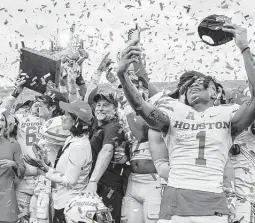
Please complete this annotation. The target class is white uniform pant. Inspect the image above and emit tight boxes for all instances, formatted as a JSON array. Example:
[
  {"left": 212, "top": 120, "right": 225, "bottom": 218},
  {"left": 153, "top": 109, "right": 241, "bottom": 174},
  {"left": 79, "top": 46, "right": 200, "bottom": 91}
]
[
  {"left": 157, "top": 215, "right": 228, "bottom": 223},
  {"left": 234, "top": 199, "right": 254, "bottom": 223},
  {"left": 121, "top": 173, "right": 162, "bottom": 223},
  {"left": 29, "top": 176, "right": 51, "bottom": 223}
]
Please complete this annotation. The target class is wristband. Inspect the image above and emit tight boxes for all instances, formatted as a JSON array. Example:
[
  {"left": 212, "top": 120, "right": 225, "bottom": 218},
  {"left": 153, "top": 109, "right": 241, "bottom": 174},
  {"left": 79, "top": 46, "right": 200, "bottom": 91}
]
[{"left": 241, "top": 46, "right": 250, "bottom": 54}]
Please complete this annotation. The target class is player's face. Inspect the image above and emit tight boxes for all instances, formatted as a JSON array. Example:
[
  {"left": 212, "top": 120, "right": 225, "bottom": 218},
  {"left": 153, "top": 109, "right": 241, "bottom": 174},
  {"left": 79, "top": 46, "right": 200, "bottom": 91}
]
[
  {"left": 0, "top": 114, "right": 6, "bottom": 137},
  {"left": 95, "top": 99, "right": 116, "bottom": 122},
  {"left": 38, "top": 101, "right": 52, "bottom": 120},
  {"left": 62, "top": 112, "right": 73, "bottom": 130},
  {"left": 16, "top": 106, "right": 30, "bottom": 115},
  {"left": 30, "top": 102, "right": 40, "bottom": 116},
  {"left": 186, "top": 78, "right": 217, "bottom": 105}
]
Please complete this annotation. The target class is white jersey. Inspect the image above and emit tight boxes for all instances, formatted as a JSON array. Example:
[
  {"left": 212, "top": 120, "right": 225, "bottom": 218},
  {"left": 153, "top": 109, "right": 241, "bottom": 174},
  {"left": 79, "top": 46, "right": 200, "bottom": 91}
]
[
  {"left": 231, "top": 126, "right": 255, "bottom": 202},
  {"left": 158, "top": 101, "right": 239, "bottom": 193},
  {"left": 16, "top": 114, "right": 43, "bottom": 175}
]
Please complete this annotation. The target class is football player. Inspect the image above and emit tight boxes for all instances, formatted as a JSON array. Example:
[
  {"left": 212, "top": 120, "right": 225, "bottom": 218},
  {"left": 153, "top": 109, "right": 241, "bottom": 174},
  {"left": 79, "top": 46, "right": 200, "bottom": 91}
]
[
  {"left": 229, "top": 85, "right": 255, "bottom": 223},
  {"left": 116, "top": 23, "right": 255, "bottom": 223}
]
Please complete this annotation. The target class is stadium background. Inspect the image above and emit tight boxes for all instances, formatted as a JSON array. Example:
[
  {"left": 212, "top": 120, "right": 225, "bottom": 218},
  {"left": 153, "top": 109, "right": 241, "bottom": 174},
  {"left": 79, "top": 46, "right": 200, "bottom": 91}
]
[{"left": 0, "top": 0, "right": 255, "bottom": 87}]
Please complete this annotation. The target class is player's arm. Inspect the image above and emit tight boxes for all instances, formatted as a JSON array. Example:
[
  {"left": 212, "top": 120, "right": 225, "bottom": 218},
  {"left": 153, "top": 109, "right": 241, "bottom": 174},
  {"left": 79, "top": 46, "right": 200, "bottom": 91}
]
[
  {"left": 148, "top": 129, "right": 169, "bottom": 181},
  {"left": 83, "top": 53, "right": 112, "bottom": 105},
  {"left": 223, "top": 24, "right": 255, "bottom": 138},
  {"left": 116, "top": 40, "right": 170, "bottom": 133},
  {"left": 132, "top": 54, "right": 158, "bottom": 97},
  {"left": 1, "top": 73, "right": 27, "bottom": 116}
]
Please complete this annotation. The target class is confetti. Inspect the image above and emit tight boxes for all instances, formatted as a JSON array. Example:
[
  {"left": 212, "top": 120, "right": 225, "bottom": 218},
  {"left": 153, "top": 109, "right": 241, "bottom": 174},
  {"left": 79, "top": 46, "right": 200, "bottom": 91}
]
[
  {"left": 125, "top": 5, "right": 135, "bottom": 9},
  {"left": 183, "top": 5, "right": 191, "bottom": 13},
  {"left": 11, "top": 59, "right": 19, "bottom": 65},
  {"left": 36, "top": 25, "right": 44, "bottom": 30},
  {"left": 4, "top": 19, "right": 8, "bottom": 25},
  {"left": 159, "top": 2, "right": 164, "bottom": 10},
  {"left": 137, "top": 0, "right": 142, "bottom": 6},
  {"left": 186, "top": 32, "right": 195, "bottom": 36}
]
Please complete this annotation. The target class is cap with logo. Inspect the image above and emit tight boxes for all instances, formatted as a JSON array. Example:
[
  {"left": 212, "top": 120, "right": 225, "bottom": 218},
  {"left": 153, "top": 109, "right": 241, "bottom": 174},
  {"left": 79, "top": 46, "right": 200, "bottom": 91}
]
[
  {"left": 93, "top": 92, "right": 118, "bottom": 107},
  {"left": 59, "top": 100, "right": 93, "bottom": 125},
  {"left": 198, "top": 14, "right": 234, "bottom": 46}
]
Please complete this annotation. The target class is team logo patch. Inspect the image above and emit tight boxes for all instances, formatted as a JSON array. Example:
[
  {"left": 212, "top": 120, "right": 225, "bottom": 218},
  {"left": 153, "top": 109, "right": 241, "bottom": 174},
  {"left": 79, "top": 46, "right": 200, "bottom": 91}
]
[{"left": 186, "top": 112, "right": 195, "bottom": 120}]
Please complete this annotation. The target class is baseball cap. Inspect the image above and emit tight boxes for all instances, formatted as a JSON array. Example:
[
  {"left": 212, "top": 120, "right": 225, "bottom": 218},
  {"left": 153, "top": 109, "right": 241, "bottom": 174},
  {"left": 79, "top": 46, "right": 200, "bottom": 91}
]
[
  {"left": 59, "top": 100, "right": 93, "bottom": 124},
  {"left": 15, "top": 100, "right": 34, "bottom": 112},
  {"left": 198, "top": 14, "right": 234, "bottom": 46},
  {"left": 169, "top": 71, "right": 206, "bottom": 99},
  {"left": 93, "top": 92, "right": 118, "bottom": 107}
]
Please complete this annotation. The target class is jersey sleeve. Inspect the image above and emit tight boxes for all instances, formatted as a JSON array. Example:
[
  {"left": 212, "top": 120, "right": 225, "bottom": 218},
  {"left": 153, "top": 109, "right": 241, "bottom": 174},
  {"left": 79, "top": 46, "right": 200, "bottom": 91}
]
[
  {"left": 14, "top": 113, "right": 23, "bottom": 123},
  {"left": 153, "top": 95, "right": 176, "bottom": 121}
]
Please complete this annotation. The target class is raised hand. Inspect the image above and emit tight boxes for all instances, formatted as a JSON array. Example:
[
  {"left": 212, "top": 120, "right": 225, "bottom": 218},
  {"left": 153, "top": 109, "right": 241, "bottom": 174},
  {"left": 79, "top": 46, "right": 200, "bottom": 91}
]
[
  {"left": 117, "top": 39, "right": 141, "bottom": 78},
  {"left": 97, "top": 52, "right": 113, "bottom": 72},
  {"left": 222, "top": 23, "right": 249, "bottom": 51},
  {"left": 11, "top": 70, "right": 28, "bottom": 97}
]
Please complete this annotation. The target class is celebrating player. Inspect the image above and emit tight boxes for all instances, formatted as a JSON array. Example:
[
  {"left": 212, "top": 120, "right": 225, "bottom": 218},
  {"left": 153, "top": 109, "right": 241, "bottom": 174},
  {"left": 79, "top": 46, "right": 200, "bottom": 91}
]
[{"left": 116, "top": 23, "right": 255, "bottom": 223}]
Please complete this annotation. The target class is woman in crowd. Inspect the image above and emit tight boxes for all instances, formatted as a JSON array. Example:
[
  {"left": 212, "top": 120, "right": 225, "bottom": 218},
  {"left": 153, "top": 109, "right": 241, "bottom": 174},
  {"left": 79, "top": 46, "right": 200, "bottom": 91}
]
[
  {"left": 0, "top": 108, "right": 26, "bottom": 223},
  {"left": 24, "top": 100, "right": 93, "bottom": 223}
]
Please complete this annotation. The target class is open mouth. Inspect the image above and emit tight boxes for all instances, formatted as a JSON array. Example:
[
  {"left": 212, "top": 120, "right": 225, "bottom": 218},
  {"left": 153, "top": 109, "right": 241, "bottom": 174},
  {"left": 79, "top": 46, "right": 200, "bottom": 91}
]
[
  {"left": 96, "top": 113, "right": 106, "bottom": 116},
  {"left": 190, "top": 88, "right": 201, "bottom": 93}
]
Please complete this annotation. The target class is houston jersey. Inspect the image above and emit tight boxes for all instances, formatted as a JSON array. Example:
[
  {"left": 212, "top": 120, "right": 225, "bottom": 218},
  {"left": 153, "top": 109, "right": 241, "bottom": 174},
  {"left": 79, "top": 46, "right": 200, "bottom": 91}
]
[
  {"left": 158, "top": 101, "right": 239, "bottom": 193},
  {"left": 16, "top": 114, "right": 43, "bottom": 175},
  {"left": 231, "top": 126, "right": 255, "bottom": 202}
]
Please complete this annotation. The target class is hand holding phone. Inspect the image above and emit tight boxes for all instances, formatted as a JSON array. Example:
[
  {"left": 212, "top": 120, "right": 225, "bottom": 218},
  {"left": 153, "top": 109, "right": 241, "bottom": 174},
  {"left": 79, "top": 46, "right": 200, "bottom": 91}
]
[{"left": 128, "top": 23, "right": 140, "bottom": 44}]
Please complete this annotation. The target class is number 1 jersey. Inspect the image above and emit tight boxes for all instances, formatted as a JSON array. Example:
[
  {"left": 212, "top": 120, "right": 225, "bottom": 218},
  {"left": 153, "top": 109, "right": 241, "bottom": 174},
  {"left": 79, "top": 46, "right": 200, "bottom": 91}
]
[{"left": 158, "top": 101, "right": 239, "bottom": 193}]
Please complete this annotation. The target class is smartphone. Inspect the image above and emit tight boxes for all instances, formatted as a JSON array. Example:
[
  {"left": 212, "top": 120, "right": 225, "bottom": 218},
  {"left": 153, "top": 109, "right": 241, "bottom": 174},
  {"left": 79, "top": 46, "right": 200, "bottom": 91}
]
[{"left": 128, "top": 23, "right": 140, "bottom": 43}]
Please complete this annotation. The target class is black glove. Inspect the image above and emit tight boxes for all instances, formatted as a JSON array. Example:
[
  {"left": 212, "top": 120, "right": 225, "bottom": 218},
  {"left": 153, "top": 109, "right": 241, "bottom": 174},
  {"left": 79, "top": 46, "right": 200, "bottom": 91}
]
[
  {"left": 250, "top": 123, "right": 255, "bottom": 135},
  {"left": 229, "top": 144, "right": 241, "bottom": 156}
]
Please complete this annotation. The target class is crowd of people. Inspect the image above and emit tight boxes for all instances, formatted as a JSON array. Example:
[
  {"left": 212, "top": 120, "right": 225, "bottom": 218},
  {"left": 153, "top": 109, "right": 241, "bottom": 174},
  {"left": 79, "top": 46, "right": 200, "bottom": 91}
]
[{"left": 0, "top": 21, "right": 255, "bottom": 223}]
